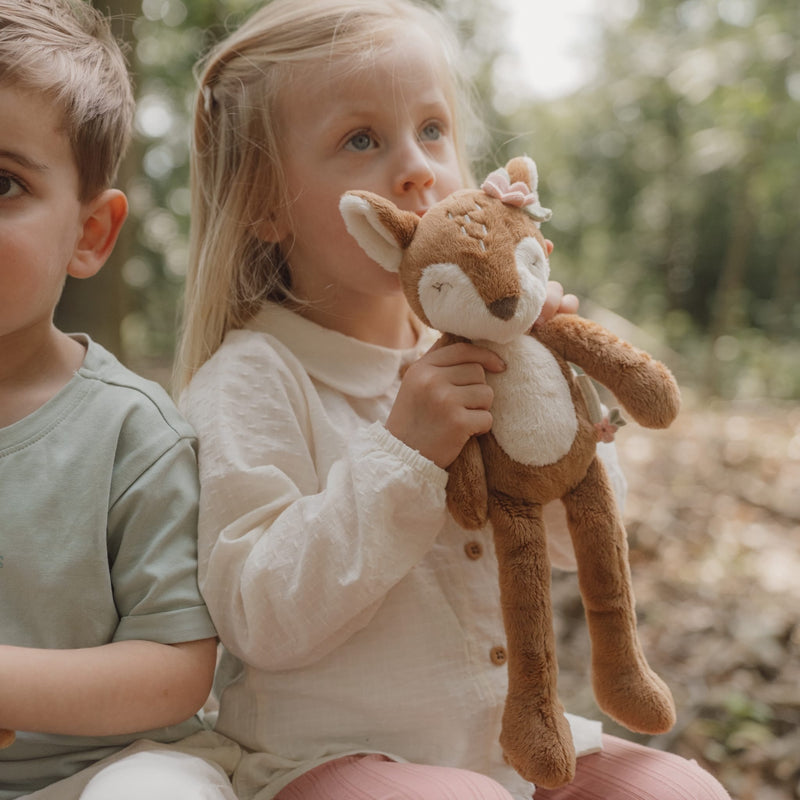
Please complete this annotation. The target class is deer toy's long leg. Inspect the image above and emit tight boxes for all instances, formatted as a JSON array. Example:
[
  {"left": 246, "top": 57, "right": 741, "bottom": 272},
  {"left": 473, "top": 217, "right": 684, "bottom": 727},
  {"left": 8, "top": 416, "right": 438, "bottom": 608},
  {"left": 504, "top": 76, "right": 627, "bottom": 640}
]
[
  {"left": 562, "top": 456, "right": 676, "bottom": 735},
  {"left": 489, "top": 493, "right": 576, "bottom": 789}
]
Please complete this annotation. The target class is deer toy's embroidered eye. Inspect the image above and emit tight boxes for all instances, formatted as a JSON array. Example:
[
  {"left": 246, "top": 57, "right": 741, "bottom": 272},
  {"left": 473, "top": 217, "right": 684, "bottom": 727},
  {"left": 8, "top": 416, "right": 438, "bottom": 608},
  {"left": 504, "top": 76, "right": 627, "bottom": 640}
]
[{"left": 515, "top": 237, "right": 549, "bottom": 284}]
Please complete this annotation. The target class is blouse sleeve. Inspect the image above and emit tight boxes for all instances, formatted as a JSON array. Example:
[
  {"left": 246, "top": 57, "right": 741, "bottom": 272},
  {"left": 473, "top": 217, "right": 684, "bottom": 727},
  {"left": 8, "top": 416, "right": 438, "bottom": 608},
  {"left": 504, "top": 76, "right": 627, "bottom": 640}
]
[{"left": 182, "top": 336, "right": 449, "bottom": 672}]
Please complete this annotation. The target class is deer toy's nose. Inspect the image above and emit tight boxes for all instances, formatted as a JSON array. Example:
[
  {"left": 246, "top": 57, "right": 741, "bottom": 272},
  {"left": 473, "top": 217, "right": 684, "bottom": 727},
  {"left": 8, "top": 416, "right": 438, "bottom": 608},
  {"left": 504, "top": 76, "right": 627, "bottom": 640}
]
[{"left": 488, "top": 295, "right": 518, "bottom": 320}]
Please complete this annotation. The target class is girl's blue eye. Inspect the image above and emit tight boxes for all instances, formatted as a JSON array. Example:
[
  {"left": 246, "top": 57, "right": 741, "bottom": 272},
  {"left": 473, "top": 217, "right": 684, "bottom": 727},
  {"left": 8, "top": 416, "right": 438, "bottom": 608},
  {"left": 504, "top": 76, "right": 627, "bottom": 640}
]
[
  {"left": 345, "top": 132, "right": 375, "bottom": 152},
  {"left": 420, "top": 123, "right": 442, "bottom": 141}
]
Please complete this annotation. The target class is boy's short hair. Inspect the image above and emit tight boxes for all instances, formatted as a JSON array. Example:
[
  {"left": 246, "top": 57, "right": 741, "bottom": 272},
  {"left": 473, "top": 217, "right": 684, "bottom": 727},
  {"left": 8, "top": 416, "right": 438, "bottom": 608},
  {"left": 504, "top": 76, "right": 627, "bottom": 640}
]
[{"left": 0, "top": 0, "right": 135, "bottom": 200}]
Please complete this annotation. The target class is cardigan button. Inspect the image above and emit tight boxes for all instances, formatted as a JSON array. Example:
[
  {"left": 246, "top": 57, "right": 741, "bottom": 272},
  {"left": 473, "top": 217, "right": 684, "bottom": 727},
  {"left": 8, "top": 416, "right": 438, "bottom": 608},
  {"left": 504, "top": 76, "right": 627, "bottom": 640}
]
[
  {"left": 464, "top": 541, "right": 483, "bottom": 560},
  {"left": 490, "top": 646, "right": 507, "bottom": 666}
]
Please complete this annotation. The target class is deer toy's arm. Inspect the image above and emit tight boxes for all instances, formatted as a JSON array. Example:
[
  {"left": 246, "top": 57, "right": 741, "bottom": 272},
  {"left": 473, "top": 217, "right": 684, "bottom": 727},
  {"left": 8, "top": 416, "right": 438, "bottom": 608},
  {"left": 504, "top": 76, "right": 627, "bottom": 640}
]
[{"left": 535, "top": 314, "right": 680, "bottom": 429}]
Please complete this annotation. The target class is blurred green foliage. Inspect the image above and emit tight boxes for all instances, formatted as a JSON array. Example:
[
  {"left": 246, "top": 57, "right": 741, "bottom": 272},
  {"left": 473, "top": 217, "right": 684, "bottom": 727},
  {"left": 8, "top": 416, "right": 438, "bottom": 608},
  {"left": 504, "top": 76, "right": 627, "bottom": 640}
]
[
  {"left": 500, "top": 0, "right": 800, "bottom": 400},
  {"left": 66, "top": 0, "right": 799, "bottom": 399}
]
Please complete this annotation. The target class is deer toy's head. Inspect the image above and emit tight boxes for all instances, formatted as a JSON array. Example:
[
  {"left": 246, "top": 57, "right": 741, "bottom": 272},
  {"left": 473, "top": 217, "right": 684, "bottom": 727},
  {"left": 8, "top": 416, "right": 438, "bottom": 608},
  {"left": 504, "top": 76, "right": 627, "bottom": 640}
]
[{"left": 340, "top": 156, "right": 553, "bottom": 344}]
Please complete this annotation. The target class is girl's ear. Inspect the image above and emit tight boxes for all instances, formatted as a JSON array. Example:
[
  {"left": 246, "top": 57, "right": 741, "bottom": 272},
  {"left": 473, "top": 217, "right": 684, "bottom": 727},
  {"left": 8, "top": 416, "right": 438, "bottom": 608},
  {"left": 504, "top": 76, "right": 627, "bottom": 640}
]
[
  {"left": 339, "top": 191, "right": 419, "bottom": 273},
  {"left": 68, "top": 189, "right": 128, "bottom": 279},
  {"left": 256, "top": 210, "right": 290, "bottom": 243}
]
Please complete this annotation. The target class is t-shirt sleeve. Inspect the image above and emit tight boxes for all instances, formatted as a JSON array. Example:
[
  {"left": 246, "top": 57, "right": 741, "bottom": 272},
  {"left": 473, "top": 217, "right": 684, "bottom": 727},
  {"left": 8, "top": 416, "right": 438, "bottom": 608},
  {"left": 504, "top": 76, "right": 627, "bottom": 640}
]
[{"left": 106, "top": 431, "right": 216, "bottom": 644}]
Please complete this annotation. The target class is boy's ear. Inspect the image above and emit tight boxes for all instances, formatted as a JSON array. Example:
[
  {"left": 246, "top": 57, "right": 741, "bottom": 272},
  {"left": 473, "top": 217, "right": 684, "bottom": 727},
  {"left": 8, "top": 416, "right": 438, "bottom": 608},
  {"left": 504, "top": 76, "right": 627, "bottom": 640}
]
[{"left": 67, "top": 189, "right": 128, "bottom": 279}]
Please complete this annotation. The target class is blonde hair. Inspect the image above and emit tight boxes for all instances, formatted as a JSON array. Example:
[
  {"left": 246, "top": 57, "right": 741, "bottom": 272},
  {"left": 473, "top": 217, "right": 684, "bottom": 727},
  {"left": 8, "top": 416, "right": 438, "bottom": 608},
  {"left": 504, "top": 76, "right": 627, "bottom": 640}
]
[
  {"left": 0, "top": 0, "right": 134, "bottom": 201},
  {"left": 174, "top": 0, "right": 482, "bottom": 392}
]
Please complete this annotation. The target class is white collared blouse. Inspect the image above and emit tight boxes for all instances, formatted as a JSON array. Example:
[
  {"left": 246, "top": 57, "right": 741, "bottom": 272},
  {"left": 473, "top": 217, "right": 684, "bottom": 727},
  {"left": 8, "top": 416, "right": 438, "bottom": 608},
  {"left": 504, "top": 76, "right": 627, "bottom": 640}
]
[{"left": 181, "top": 303, "right": 614, "bottom": 800}]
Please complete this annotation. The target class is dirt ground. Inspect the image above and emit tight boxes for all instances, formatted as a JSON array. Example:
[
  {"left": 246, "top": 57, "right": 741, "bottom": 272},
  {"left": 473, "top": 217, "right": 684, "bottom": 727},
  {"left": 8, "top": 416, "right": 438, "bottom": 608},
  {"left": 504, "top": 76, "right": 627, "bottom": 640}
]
[{"left": 551, "top": 390, "right": 800, "bottom": 800}]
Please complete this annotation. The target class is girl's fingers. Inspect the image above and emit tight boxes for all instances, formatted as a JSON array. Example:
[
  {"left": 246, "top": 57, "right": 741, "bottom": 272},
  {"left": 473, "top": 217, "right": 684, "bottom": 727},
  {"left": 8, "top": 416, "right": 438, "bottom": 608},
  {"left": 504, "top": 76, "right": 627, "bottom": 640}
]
[
  {"left": 535, "top": 280, "right": 564, "bottom": 326},
  {"left": 423, "top": 341, "right": 505, "bottom": 374},
  {"left": 560, "top": 293, "right": 580, "bottom": 314},
  {"left": 440, "top": 363, "right": 495, "bottom": 388},
  {"left": 535, "top": 282, "right": 581, "bottom": 328},
  {"left": 452, "top": 383, "right": 494, "bottom": 411},
  {"left": 449, "top": 406, "right": 493, "bottom": 437},
  {"left": 465, "top": 408, "right": 494, "bottom": 436}
]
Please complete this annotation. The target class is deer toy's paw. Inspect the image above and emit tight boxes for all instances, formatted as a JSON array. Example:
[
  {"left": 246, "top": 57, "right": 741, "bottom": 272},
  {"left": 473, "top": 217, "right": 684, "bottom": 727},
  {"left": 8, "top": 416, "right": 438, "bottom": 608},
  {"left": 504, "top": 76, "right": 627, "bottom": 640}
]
[
  {"left": 594, "top": 665, "right": 676, "bottom": 735},
  {"left": 500, "top": 703, "right": 576, "bottom": 789}
]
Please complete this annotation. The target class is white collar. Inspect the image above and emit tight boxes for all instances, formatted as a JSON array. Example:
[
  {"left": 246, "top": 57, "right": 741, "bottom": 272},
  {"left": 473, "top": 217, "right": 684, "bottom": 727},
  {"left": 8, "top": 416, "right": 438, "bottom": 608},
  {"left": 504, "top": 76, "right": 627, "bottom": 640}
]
[{"left": 248, "top": 303, "right": 437, "bottom": 398}]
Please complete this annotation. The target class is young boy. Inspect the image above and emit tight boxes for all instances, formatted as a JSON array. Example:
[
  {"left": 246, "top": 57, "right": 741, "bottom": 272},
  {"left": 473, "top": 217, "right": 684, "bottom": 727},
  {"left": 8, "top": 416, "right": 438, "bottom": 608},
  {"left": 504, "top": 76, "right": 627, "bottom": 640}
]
[{"left": 0, "top": 2, "right": 237, "bottom": 797}]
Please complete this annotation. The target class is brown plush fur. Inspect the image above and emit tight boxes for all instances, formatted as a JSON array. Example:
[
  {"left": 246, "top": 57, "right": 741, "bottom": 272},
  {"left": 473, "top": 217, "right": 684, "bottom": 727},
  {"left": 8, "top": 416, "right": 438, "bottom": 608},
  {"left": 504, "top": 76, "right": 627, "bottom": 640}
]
[
  {"left": 0, "top": 729, "right": 14, "bottom": 749},
  {"left": 340, "top": 157, "right": 679, "bottom": 789}
]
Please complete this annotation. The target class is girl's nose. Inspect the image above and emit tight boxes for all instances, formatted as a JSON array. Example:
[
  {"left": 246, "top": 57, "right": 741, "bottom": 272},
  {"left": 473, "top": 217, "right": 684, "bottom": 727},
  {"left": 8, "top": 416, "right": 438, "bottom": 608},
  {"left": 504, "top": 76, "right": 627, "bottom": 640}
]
[{"left": 394, "top": 140, "right": 435, "bottom": 194}]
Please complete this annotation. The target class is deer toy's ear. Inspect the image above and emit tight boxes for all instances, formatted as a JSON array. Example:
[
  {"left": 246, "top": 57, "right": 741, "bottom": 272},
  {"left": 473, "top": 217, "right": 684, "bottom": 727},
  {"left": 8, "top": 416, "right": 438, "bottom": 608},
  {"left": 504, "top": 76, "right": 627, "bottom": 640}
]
[
  {"left": 506, "top": 156, "right": 539, "bottom": 191},
  {"left": 503, "top": 156, "right": 552, "bottom": 224},
  {"left": 340, "top": 191, "right": 420, "bottom": 273}
]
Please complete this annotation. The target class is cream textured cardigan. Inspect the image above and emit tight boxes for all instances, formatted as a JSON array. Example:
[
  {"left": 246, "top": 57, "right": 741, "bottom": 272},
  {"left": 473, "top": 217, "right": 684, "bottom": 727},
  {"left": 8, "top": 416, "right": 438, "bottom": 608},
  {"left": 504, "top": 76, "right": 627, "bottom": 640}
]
[{"left": 181, "top": 303, "right": 623, "bottom": 800}]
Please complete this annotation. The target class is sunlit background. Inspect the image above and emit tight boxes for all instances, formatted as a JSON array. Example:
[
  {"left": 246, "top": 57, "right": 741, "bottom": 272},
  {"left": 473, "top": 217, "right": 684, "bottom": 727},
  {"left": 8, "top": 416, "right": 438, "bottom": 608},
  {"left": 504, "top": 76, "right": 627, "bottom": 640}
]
[{"left": 502, "top": 0, "right": 598, "bottom": 101}]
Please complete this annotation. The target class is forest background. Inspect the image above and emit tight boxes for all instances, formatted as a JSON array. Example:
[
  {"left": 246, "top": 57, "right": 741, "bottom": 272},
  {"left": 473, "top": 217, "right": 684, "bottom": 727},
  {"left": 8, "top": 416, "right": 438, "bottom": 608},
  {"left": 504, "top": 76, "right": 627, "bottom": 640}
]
[{"left": 57, "top": 1, "right": 799, "bottom": 798}]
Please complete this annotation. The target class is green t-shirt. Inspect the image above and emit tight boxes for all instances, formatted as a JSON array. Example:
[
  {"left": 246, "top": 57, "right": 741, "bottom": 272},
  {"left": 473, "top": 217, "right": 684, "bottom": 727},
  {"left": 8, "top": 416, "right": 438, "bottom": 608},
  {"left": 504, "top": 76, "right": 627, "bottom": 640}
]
[{"left": 0, "top": 336, "right": 216, "bottom": 797}]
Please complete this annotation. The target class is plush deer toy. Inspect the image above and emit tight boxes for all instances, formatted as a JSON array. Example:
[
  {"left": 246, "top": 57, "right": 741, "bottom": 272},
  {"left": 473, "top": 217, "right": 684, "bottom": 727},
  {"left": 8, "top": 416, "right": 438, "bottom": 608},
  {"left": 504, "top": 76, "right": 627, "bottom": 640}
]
[{"left": 340, "top": 156, "right": 679, "bottom": 789}]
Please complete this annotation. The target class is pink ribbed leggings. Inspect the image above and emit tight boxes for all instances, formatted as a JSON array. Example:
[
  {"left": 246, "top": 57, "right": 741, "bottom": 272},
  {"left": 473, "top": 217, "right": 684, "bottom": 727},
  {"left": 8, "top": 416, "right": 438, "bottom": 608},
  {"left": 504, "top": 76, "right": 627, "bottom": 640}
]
[{"left": 274, "top": 735, "right": 731, "bottom": 800}]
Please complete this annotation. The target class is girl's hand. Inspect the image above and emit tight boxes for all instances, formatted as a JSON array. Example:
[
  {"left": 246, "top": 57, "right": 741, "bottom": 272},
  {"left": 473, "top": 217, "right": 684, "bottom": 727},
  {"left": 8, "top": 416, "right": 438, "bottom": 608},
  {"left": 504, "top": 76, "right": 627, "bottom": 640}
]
[
  {"left": 534, "top": 281, "right": 579, "bottom": 328},
  {"left": 386, "top": 341, "right": 506, "bottom": 469}
]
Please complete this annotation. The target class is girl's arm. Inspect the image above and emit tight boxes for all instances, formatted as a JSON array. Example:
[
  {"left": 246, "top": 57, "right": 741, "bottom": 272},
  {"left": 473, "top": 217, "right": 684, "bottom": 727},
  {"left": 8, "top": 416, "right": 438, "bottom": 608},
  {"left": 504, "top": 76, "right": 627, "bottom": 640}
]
[
  {"left": 186, "top": 338, "right": 458, "bottom": 673},
  {"left": 197, "top": 415, "right": 448, "bottom": 673},
  {"left": 0, "top": 637, "right": 216, "bottom": 736}
]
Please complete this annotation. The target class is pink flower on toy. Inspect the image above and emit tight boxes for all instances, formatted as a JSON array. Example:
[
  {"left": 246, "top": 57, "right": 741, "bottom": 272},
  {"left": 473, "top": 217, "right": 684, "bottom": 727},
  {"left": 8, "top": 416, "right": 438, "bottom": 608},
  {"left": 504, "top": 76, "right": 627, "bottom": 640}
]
[
  {"left": 594, "top": 407, "right": 627, "bottom": 443},
  {"left": 481, "top": 168, "right": 552, "bottom": 222},
  {"left": 481, "top": 168, "right": 537, "bottom": 207},
  {"left": 594, "top": 418, "right": 619, "bottom": 443}
]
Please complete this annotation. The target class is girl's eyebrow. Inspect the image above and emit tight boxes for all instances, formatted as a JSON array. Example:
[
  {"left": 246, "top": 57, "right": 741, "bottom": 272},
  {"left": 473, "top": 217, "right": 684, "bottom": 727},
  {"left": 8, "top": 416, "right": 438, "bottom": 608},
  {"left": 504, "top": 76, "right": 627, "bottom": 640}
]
[{"left": 0, "top": 149, "right": 49, "bottom": 172}]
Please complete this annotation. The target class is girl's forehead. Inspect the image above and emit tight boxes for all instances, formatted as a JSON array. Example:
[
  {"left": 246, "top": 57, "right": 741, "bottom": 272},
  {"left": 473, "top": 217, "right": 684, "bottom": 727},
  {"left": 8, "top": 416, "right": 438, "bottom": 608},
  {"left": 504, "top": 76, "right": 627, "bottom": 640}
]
[{"left": 288, "top": 27, "right": 453, "bottom": 99}]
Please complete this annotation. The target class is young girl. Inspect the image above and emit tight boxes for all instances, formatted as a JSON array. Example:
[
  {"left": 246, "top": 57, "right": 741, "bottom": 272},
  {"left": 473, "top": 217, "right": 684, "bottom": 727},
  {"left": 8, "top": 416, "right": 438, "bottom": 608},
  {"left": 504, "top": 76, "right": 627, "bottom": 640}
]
[{"left": 175, "top": 1, "right": 731, "bottom": 798}]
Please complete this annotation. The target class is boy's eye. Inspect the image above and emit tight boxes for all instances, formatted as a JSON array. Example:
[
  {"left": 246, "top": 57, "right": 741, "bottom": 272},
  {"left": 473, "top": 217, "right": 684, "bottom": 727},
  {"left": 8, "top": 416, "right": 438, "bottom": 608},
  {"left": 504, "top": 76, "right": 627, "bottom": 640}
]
[
  {"left": 0, "top": 173, "right": 24, "bottom": 199},
  {"left": 345, "top": 131, "right": 376, "bottom": 152},
  {"left": 420, "top": 122, "right": 443, "bottom": 142}
]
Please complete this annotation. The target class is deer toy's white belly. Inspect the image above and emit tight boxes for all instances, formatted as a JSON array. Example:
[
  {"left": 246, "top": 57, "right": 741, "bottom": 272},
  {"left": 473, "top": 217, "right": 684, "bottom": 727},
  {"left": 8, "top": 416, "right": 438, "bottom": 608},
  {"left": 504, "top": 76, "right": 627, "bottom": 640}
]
[{"left": 479, "top": 336, "right": 577, "bottom": 467}]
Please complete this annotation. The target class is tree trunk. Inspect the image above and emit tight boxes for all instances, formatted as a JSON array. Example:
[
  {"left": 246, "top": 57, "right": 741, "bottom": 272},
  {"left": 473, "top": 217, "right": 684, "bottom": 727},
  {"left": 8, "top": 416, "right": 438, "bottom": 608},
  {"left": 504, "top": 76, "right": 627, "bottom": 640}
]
[{"left": 704, "top": 171, "right": 755, "bottom": 396}]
